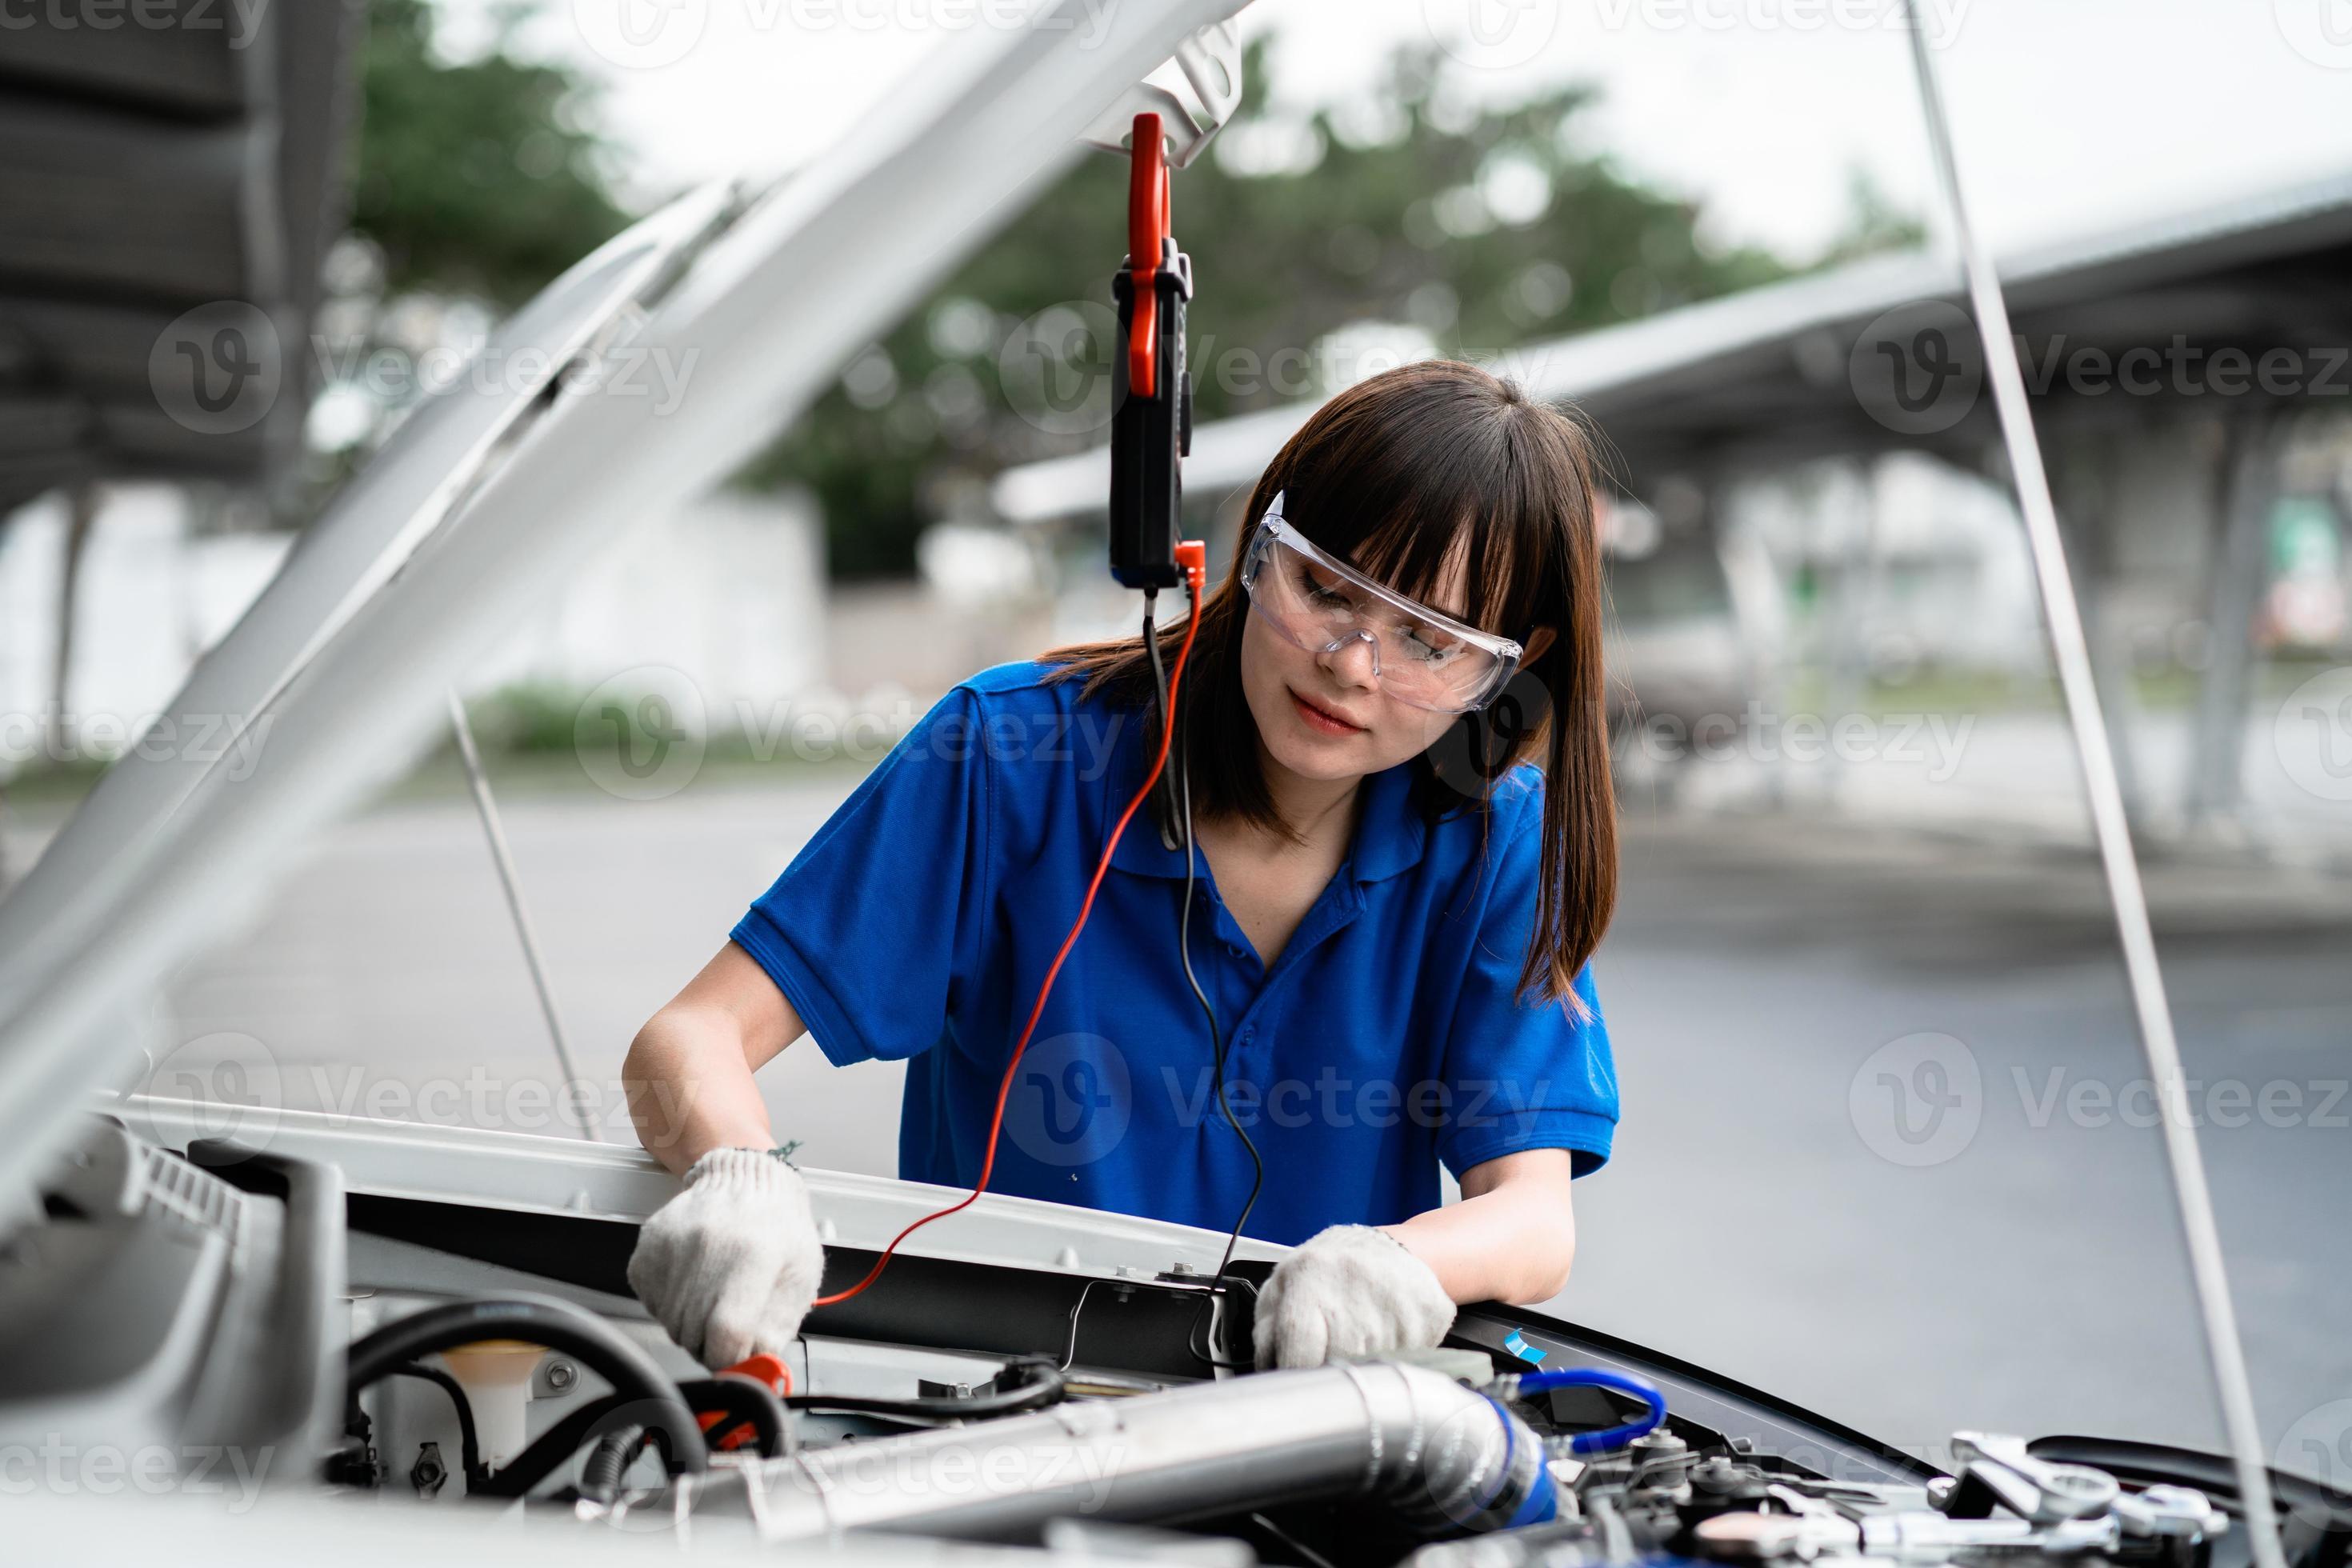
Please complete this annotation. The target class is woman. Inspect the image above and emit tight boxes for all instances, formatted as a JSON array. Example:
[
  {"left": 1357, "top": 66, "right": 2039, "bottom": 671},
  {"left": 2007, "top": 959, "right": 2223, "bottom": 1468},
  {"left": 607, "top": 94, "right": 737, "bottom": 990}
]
[{"left": 622, "top": 358, "right": 1618, "bottom": 1373}]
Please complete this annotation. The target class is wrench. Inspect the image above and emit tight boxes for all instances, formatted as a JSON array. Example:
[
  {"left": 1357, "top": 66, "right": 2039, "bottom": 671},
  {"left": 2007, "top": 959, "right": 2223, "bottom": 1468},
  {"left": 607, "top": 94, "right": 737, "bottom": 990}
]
[
  {"left": 1946, "top": 1432, "right": 2120, "bottom": 1523},
  {"left": 1694, "top": 1506, "right": 2119, "bottom": 1561}
]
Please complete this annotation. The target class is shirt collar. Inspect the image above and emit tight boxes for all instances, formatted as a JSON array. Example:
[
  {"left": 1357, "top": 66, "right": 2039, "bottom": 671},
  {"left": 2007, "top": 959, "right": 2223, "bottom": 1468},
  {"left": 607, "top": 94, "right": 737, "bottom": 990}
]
[{"left": 1102, "top": 706, "right": 1429, "bottom": 884}]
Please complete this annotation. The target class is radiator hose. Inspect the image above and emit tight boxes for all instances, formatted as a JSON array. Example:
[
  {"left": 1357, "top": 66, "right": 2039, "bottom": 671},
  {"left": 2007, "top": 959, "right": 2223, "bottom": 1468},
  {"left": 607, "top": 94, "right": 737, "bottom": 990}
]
[{"left": 686, "top": 1360, "right": 1554, "bottom": 1542}]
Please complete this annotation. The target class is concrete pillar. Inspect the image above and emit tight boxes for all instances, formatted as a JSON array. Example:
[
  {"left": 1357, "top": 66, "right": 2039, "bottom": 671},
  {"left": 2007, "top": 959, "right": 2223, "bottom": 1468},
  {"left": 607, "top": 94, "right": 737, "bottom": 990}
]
[
  {"left": 46, "top": 484, "right": 98, "bottom": 761},
  {"left": 2182, "top": 415, "right": 2285, "bottom": 833},
  {"left": 2041, "top": 434, "right": 2146, "bottom": 831}
]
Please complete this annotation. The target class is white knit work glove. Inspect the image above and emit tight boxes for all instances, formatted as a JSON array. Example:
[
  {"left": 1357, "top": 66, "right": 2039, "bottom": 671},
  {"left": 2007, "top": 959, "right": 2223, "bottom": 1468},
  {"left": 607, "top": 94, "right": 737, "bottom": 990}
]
[
  {"left": 626, "top": 1148, "right": 826, "bottom": 1368},
  {"left": 1253, "top": 1224, "right": 1457, "bottom": 1370}
]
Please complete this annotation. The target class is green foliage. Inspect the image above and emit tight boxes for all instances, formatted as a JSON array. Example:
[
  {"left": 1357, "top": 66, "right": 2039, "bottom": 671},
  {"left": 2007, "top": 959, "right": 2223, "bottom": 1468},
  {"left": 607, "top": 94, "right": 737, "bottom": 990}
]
[
  {"left": 458, "top": 682, "right": 586, "bottom": 754},
  {"left": 350, "top": 0, "right": 630, "bottom": 306},
  {"left": 342, "top": 10, "right": 1918, "bottom": 582},
  {"left": 738, "top": 36, "right": 1905, "bottom": 581},
  {"left": 1816, "top": 168, "right": 1927, "bottom": 267}
]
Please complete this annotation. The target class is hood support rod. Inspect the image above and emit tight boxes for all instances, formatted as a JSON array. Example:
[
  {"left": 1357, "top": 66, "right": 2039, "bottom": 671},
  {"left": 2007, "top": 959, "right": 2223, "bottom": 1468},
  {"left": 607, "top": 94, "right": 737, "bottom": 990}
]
[
  {"left": 446, "top": 689, "right": 593, "bottom": 1140},
  {"left": 1900, "top": 13, "right": 2286, "bottom": 1566}
]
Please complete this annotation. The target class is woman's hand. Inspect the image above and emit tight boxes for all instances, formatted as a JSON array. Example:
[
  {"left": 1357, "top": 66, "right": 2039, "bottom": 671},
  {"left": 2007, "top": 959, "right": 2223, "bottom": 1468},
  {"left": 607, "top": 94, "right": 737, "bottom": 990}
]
[
  {"left": 1254, "top": 1150, "right": 1581, "bottom": 1368},
  {"left": 627, "top": 1147, "right": 826, "bottom": 1367},
  {"left": 623, "top": 944, "right": 823, "bottom": 1366},
  {"left": 1252, "top": 1224, "right": 1457, "bottom": 1368}
]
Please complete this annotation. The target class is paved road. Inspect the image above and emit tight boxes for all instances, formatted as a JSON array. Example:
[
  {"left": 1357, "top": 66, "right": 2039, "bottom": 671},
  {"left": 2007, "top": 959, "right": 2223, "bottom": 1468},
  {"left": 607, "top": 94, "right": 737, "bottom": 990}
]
[
  {"left": 101, "top": 768, "right": 2352, "bottom": 1472},
  {"left": 1570, "top": 813, "right": 2352, "bottom": 1468}
]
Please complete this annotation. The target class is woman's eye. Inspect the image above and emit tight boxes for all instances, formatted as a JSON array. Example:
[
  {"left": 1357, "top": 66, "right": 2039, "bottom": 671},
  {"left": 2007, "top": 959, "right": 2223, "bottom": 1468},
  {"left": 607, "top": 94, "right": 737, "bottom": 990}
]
[
  {"left": 1294, "top": 562, "right": 1353, "bottom": 609},
  {"left": 1402, "top": 630, "right": 1460, "bottom": 664}
]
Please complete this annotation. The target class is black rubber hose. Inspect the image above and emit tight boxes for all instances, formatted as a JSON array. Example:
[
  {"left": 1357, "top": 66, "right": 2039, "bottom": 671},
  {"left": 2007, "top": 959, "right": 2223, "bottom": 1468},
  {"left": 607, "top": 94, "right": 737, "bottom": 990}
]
[
  {"left": 576, "top": 1422, "right": 685, "bottom": 1506},
  {"left": 478, "top": 1374, "right": 797, "bottom": 1498},
  {"left": 781, "top": 1360, "right": 1066, "bottom": 1422},
  {"left": 344, "top": 1295, "right": 707, "bottom": 1476},
  {"left": 578, "top": 1425, "right": 650, "bottom": 1505},
  {"left": 386, "top": 1364, "right": 485, "bottom": 1489},
  {"left": 472, "top": 1391, "right": 627, "bottom": 1499},
  {"left": 481, "top": 1362, "right": 1050, "bottom": 1501}
]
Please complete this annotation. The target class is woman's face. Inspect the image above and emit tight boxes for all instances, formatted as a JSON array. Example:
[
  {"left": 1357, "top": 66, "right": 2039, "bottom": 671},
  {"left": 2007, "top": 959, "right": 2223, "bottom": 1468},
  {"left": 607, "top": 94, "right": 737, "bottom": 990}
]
[{"left": 1238, "top": 542, "right": 1478, "bottom": 786}]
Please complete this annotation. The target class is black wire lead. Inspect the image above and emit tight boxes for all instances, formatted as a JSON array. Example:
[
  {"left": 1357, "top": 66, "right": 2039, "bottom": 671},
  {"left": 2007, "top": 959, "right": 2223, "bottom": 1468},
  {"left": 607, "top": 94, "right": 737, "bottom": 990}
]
[
  {"left": 385, "top": 1363, "right": 486, "bottom": 1490},
  {"left": 1147, "top": 575, "right": 1265, "bottom": 1372}
]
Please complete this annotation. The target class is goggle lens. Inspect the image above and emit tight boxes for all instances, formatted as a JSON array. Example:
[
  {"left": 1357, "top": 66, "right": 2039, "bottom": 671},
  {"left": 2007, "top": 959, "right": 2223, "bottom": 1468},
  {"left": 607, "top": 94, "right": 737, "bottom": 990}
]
[{"left": 1240, "top": 521, "right": 1511, "bottom": 714}]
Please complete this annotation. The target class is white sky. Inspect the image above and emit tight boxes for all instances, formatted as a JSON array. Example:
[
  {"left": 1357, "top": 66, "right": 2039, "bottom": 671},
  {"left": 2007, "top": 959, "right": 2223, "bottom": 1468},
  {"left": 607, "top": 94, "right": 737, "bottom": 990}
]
[{"left": 443, "top": 0, "right": 2352, "bottom": 259}]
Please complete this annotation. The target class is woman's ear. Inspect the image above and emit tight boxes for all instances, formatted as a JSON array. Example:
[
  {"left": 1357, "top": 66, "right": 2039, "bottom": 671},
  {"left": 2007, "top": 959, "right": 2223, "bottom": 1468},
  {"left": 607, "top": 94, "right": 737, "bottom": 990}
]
[{"left": 1520, "top": 626, "right": 1556, "bottom": 666}]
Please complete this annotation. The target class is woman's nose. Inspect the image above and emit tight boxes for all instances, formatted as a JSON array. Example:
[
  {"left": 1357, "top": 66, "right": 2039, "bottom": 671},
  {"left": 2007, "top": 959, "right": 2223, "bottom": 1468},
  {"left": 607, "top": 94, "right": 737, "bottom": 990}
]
[{"left": 1317, "top": 628, "right": 1382, "bottom": 689}]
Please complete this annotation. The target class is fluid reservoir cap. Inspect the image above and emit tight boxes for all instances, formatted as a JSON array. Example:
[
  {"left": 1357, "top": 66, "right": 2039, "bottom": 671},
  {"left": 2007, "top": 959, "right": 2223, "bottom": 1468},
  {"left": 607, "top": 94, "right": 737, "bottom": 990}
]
[
  {"left": 439, "top": 1338, "right": 546, "bottom": 1379},
  {"left": 438, "top": 1340, "right": 546, "bottom": 1474}
]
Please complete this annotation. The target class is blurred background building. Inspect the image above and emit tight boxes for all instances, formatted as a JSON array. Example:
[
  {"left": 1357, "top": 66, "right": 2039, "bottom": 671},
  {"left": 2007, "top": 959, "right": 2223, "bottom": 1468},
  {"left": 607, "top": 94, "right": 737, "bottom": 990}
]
[{"left": 6, "top": 2, "right": 2348, "bottom": 859}]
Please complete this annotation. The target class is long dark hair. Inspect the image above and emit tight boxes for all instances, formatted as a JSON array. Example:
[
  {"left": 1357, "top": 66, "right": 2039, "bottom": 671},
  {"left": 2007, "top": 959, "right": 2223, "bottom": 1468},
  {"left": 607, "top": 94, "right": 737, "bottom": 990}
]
[{"left": 1040, "top": 358, "right": 1615, "bottom": 1009}]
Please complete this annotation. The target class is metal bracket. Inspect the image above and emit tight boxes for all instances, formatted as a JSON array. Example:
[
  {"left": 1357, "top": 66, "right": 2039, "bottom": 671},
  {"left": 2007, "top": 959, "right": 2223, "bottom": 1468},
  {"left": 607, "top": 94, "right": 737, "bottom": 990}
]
[{"left": 1080, "top": 17, "right": 1245, "bottom": 170}]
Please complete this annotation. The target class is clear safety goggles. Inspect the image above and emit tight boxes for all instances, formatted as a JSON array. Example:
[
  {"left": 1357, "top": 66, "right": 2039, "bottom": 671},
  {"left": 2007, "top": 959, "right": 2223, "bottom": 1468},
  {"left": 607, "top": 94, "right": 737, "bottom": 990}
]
[{"left": 1238, "top": 492, "right": 1523, "bottom": 714}]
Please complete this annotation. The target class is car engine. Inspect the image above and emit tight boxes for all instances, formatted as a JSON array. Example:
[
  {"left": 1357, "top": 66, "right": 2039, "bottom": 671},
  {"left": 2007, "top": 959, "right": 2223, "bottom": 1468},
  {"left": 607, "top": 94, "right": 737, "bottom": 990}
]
[{"left": 2, "top": 1116, "right": 2342, "bottom": 1568}]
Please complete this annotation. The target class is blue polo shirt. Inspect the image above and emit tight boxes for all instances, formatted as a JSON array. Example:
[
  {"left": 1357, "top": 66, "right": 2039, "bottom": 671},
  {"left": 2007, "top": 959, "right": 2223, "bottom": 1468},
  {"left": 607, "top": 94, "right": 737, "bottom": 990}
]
[{"left": 730, "top": 658, "right": 1616, "bottom": 1246}]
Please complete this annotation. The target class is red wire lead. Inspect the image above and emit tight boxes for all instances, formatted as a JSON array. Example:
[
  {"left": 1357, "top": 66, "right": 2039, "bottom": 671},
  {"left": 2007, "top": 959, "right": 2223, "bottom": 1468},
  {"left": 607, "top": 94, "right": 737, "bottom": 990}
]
[{"left": 814, "top": 545, "right": 1208, "bottom": 1308}]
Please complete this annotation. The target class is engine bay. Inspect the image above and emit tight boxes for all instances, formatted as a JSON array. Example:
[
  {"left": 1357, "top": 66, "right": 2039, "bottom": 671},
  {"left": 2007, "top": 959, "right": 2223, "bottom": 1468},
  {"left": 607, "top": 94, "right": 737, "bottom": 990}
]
[{"left": 2, "top": 1114, "right": 2341, "bottom": 1568}]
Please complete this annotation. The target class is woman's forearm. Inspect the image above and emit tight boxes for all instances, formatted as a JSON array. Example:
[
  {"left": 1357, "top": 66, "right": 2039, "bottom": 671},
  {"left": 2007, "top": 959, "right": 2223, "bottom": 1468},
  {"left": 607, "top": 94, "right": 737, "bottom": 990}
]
[
  {"left": 1382, "top": 1150, "right": 1578, "bottom": 1306},
  {"left": 623, "top": 1004, "right": 778, "bottom": 1176}
]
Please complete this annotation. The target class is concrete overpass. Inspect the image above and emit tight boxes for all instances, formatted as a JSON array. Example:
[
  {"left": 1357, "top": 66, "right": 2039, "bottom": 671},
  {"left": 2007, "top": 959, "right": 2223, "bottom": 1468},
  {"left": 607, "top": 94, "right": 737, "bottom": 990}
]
[
  {"left": 991, "top": 170, "right": 2352, "bottom": 838},
  {"left": 0, "top": 0, "right": 365, "bottom": 518}
]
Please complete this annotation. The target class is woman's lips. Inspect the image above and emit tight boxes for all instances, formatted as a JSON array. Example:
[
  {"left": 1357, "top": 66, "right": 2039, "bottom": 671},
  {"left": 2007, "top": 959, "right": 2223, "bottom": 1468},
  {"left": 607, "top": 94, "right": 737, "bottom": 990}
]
[{"left": 1289, "top": 687, "right": 1366, "bottom": 736}]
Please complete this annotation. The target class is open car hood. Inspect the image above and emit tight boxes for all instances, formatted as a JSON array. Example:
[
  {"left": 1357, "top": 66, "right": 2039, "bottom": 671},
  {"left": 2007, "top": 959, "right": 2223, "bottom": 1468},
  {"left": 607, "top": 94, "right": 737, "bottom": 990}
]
[
  {"left": 116, "top": 1092, "right": 1284, "bottom": 1281},
  {"left": 0, "top": 0, "right": 1251, "bottom": 1221}
]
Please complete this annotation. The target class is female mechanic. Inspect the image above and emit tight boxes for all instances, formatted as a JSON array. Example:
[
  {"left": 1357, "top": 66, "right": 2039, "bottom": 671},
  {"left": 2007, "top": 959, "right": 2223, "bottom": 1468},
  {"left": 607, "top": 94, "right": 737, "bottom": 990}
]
[{"left": 621, "top": 358, "right": 1619, "bottom": 1372}]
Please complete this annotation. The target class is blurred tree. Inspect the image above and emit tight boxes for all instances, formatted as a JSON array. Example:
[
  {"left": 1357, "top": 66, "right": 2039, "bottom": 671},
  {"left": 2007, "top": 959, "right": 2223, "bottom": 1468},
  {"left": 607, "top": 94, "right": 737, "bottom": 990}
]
[
  {"left": 348, "top": 0, "right": 630, "bottom": 308},
  {"left": 741, "top": 37, "right": 1912, "bottom": 581},
  {"left": 1817, "top": 168, "right": 1927, "bottom": 268},
  {"left": 293, "top": 0, "right": 634, "bottom": 510}
]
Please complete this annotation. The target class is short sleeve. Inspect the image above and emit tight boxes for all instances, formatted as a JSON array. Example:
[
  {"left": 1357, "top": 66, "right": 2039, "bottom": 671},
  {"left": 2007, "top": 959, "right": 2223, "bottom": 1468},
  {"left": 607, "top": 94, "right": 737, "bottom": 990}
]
[
  {"left": 1436, "top": 810, "right": 1619, "bottom": 1179},
  {"left": 729, "top": 685, "right": 993, "bottom": 1067}
]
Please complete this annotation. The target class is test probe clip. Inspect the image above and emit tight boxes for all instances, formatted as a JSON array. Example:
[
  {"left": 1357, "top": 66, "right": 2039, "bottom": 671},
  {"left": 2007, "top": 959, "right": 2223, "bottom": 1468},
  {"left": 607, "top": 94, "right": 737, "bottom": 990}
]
[
  {"left": 1108, "top": 111, "right": 1194, "bottom": 593},
  {"left": 801, "top": 118, "right": 1214, "bottom": 1318},
  {"left": 700, "top": 1354, "right": 792, "bottom": 1452},
  {"left": 1174, "top": 540, "right": 1205, "bottom": 596}
]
